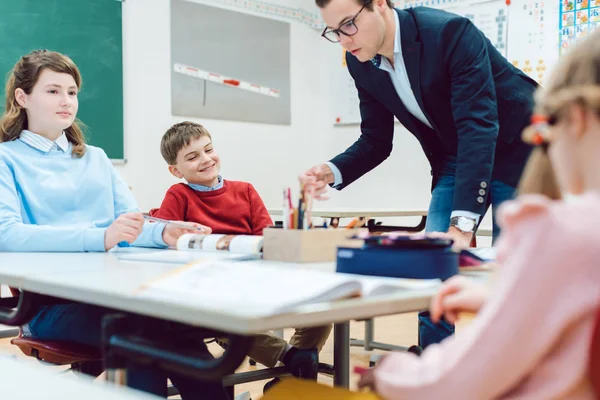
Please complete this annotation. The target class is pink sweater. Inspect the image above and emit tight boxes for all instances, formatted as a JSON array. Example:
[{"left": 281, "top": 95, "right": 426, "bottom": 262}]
[{"left": 374, "top": 193, "right": 600, "bottom": 399}]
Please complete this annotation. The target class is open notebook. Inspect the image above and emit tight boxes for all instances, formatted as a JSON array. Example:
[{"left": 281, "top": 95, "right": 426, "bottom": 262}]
[
  {"left": 112, "top": 233, "right": 264, "bottom": 264},
  {"left": 134, "top": 260, "right": 441, "bottom": 317}
]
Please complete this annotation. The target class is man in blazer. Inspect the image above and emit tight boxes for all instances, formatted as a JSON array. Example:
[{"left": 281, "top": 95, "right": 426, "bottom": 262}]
[
  {"left": 301, "top": 0, "right": 537, "bottom": 248},
  {"left": 301, "top": 0, "right": 538, "bottom": 347}
]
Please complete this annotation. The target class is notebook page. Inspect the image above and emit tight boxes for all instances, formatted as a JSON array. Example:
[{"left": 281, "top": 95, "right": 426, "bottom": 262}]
[
  {"left": 136, "top": 261, "right": 362, "bottom": 316},
  {"left": 176, "top": 234, "right": 263, "bottom": 254},
  {"left": 357, "top": 275, "right": 441, "bottom": 297},
  {"left": 115, "top": 250, "right": 257, "bottom": 264},
  {"left": 469, "top": 247, "right": 497, "bottom": 261}
]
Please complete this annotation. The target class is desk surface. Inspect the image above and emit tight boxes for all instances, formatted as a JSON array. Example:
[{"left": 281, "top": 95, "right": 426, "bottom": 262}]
[
  {"left": 267, "top": 208, "right": 427, "bottom": 218},
  {"left": 0, "top": 252, "right": 437, "bottom": 335},
  {"left": 0, "top": 356, "right": 158, "bottom": 399}
]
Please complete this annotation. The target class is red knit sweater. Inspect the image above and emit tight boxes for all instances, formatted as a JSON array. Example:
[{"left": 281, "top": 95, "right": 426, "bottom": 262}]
[{"left": 151, "top": 181, "right": 273, "bottom": 235}]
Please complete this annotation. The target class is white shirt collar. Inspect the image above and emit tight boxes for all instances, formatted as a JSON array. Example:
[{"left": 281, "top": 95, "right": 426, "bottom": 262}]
[
  {"left": 188, "top": 176, "right": 224, "bottom": 192},
  {"left": 19, "top": 130, "right": 69, "bottom": 153},
  {"left": 378, "top": 11, "right": 402, "bottom": 72}
]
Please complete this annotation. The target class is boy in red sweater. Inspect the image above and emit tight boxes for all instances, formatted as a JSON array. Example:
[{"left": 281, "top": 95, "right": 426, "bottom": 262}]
[{"left": 152, "top": 121, "right": 332, "bottom": 390}]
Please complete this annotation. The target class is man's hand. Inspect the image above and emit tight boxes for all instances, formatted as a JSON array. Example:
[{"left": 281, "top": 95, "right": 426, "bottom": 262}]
[
  {"left": 162, "top": 222, "right": 212, "bottom": 247},
  {"left": 447, "top": 226, "right": 473, "bottom": 249},
  {"left": 298, "top": 163, "right": 335, "bottom": 200}
]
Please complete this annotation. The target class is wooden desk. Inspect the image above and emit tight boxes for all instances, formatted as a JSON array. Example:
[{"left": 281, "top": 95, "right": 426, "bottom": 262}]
[
  {"left": 268, "top": 208, "right": 427, "bottom": 218},
  {"left": 268, "top": 208, "right": 428, "bottom": 232},
  {"left": 0, "top": 252, "right": 438, "bottom": 388}
]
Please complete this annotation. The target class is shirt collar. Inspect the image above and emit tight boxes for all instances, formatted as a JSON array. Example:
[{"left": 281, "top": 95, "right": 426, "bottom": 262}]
[
  {"left": 19, "top": 130, "right": 70, "bottom": 153},
  {"left": 373, "top": 10, "right": 402, "bottom": 71},
  {"left": 188, "top": 176, "right": 224, "bottom": 192}
]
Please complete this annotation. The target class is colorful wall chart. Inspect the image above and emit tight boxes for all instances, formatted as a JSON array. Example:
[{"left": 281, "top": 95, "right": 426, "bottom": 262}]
[{"left": 559, "top": 0, "right": 600, "bottom": 55}]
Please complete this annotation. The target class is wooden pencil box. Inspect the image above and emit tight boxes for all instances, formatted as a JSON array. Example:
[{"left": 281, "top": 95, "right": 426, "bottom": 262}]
[{"left": 262, "top": 227, "right": 365, "bottom": 263}]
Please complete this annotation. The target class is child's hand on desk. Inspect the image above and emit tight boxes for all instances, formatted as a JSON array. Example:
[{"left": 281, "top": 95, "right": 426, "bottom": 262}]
[
  {"left": 430, "top": 276, "right": 489, "bottom": 324},
  {"left": 105, "top": 212, "right": 145, "bottom": 250},
  {"left": 162, "top": 222, "right": 212, "bottom": 247}
]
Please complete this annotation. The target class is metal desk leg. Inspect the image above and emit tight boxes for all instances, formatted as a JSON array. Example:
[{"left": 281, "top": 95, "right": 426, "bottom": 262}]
[
  {"left": 364, "top": 319, "right": 374, "bottom": 351},
  {"left": 333, "top": 321, "right": 350, "bottom": 388}
]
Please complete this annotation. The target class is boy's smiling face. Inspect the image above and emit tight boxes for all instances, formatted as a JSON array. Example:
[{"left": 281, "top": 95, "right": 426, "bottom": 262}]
[{"left": 168, "top": 135, "right": 221, "bottom": 187}]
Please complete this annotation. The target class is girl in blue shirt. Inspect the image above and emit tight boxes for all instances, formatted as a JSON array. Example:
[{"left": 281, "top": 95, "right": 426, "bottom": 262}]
[{"left": 0, "top": 50, "right": 225, "bottom": 399}]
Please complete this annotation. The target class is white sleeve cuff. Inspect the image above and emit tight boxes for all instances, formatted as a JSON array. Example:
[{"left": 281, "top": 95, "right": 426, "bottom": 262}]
[
  {"left": 451, "top": 210, "right": 481, "bottom": 223},
  {"left": 325, "top": 162, "right": 343, "bottom": 189}
]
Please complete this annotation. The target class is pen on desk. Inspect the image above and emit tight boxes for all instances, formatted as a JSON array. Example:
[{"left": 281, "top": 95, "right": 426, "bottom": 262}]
[
  {"left": 346, "top": 217, "right": 360, "bottom": 229},
  {"left": 305, "top": 185, "right": 313, "bottom": 230},
  {"left": 143, "top": 215, "right": 207, "bottom": 232},
  {"left": 288, "top": 188, "right": 295, "bottom": 229},
  {"left": 297, "top": 184, "right": 305, "bottom": 230},
  {"left": 282, "top": 189, "right": 290, "bottom": 229}
]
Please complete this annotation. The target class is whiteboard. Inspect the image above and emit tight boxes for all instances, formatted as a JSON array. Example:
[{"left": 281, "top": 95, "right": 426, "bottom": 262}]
[{"left": 330, "top": 0, "right": 571, "bottom": 126}]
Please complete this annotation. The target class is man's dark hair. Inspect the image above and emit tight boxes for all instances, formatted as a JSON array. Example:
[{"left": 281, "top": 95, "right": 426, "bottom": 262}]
[{"left": 315, "top": 0, "right": 394, "bottom": 9}]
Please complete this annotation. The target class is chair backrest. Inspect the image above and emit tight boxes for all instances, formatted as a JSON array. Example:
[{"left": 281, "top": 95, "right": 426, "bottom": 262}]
[{"left": 590, "top": 307, "right": 600, "bottom": 396}]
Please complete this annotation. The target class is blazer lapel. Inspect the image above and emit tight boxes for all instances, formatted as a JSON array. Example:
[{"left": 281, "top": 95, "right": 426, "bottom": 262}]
[
  {"left": 395, "top": 9, "right": 439, "bottom": 133},
  {"left": 367, "top": 65, "right": 421, "bottom": 134}
]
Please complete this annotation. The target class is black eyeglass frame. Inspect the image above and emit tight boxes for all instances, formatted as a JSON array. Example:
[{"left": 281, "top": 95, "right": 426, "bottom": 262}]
[{"left": 320, "top": 1, "right": 371, "bottom": 43}]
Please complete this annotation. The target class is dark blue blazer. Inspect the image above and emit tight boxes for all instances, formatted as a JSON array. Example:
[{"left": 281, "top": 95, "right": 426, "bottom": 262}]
[{"left": 329, "top": 7, "right": 538, "bottom": 215}]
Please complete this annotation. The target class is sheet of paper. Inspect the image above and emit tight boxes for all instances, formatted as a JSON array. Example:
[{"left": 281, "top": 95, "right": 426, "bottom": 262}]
[
  {"left": 115, "top": 249, "right": 257, "bottom": 264},
  {"left": 136, "top": 261, "right": 363, "bottom": 316},
  {"left": 470, "top": 247, "right": 497, "bottom": 261},
  {"left": 358, "top": 275, "right": 441, "bottom": 297}
]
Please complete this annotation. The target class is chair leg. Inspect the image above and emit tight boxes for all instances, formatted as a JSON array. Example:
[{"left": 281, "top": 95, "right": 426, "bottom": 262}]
[{"left": 72, "top": 360, "right": 104, "bottom": 377}]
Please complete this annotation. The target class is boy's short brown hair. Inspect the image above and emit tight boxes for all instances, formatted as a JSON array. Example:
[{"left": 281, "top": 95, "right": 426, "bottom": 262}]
[{"left": 160, "top": 121, "right": 212, "bottom": 165}]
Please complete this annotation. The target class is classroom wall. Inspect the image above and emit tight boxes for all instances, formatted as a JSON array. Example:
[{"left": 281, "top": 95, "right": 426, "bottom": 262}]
[{"left": 115, "top": 0, "right": 493, "bottom": 232}]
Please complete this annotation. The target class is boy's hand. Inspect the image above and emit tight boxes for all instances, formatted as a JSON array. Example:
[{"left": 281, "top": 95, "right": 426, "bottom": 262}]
[
  {"left": 162, "top": 222, "right": 212, "bottom": 247},
  {"left": 104, "top": 212, "right": 145, "bottom": 250}
]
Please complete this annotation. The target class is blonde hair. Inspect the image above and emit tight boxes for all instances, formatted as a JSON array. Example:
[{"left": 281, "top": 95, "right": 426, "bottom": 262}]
[
  {"left": 518, "top": 30, "right": 600, "bottom": 199},
  {"left": 0, "top": 50, "right": 87, "bottom": 157}
]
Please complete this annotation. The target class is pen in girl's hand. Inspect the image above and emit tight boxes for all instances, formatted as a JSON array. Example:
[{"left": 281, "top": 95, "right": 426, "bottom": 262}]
[{"left": 142, "top": 214, "right": 209, "bottom": 232}]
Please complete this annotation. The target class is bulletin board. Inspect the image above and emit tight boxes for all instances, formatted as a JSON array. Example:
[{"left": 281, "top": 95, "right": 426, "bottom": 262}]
[{"left": 170, "top": 0, "right": 291, "bottom": 125}]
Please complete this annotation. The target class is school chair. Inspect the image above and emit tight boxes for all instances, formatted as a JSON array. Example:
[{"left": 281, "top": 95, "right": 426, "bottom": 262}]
[
  {"left": 4, "top": 287, "right": 104, "bottom": 376},
  {"left": 2, "top": 287, "right": 254, "bottom": 399},
  {"left": 590, "top": 308, "right": 600, "bottom": 396}
]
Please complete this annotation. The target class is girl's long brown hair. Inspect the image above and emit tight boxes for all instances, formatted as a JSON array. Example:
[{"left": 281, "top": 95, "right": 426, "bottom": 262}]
[{"left": 0, "top": 50, "right": 86, "bottom": 157}]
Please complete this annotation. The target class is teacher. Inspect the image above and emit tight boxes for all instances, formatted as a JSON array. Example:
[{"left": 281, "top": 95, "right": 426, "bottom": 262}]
[
  {"left": 301, "top": 0, "right": 537, "bottom": 248},
  {"left": 301, "top": 0, "right": 539, "bottom": 347}
]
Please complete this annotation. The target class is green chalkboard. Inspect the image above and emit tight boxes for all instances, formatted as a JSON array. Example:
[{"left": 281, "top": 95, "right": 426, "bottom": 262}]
[{"left": 0, "top": 0, "right": 124, "bottom": 160}]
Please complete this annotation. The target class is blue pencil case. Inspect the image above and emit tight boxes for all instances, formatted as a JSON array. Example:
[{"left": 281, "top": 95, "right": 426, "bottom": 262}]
[{"left": 335, "top": 234, "right": 458, "bottom": 281}]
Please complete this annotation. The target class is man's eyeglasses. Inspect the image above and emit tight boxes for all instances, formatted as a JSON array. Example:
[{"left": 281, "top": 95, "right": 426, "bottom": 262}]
[{"left": 321, "top": 2, "right": 370, "bottom": 43}]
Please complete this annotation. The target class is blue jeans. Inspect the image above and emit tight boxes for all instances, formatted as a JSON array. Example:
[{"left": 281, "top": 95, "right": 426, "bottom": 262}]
[
  {"left": 23, "top": 303, "right": 229, "bottom": 400},
  {"left": 425, "top": 160, "right": 516, "bottom": 242},
  {"left": 419, "top": 158, "right": 516, "bottom": 349}
]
